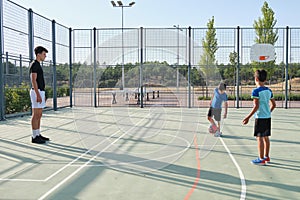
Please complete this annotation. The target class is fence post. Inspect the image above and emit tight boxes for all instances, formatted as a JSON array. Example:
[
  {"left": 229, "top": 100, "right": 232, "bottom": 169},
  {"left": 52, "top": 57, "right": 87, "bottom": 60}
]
[
  {"left": 28, "top": 8, "right": 34, "bottom": 116},
  {"left": 236, "top": 26, "right": 240, "bottom": 109},
  {"left": 69, "top": 28, "right": 73, "bottom": 108},
  {"left": 188, "top": 26, "right": 192, "bottom": 108},
  {"left": 140, "top": 27, "right": 144, "bottom": 108},
  {"left": 28, "top": 8, "right": 34, "bottom": 61},
  {"left": 52, "top": 20, "right": 57, "bottom": 111},
  {"left": 285, "top": 26, "right": 289, "bottom": 109},
  {"left": 93, "top": 27, "right": 97, "bottom": 108},
  {"left": 19, "top": 54, "right": 23, "bottom": 85},
  {"left": 0, "top": 0, "right": 5, "bottom": 120},
  {"left": 5, "top": 52, "right": 8, "bottom": 75}
]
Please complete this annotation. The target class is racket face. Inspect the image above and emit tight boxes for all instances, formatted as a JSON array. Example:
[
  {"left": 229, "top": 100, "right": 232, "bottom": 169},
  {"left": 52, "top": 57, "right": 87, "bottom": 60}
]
[{"left": 250, "top": 43, "right": 275, "bottom": 62}]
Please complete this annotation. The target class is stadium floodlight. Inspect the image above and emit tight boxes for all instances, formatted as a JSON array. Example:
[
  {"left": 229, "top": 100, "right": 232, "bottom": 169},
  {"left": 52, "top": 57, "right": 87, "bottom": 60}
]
[
  {"left": 117, "top": 1, "right": 123, "bottom": 6},
  {"left": 111, "top": 1, "right": 116, "bottom": 7},
  {"left": 111, "top": 1, "right": 136, "bottom": 90}
]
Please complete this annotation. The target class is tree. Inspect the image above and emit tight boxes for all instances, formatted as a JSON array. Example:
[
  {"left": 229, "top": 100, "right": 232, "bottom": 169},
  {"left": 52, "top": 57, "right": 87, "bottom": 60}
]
[
  {"left": 199, "top": 16, "right": 218, "bottom": 66},
  {"left": 229, "top": 51, "right": 238, "bottom": 66},
  {"left": 253, "top": 1, "right": 279, "bottom": 80},
  {"left": 254, "top": 2, "right": 278, "bottom": 45},
  {"left": 199, "top": 16, "right": 219, "bottom": 96},
  {"left": 223, "top": 51, "right": 238, "bottom": 85}
]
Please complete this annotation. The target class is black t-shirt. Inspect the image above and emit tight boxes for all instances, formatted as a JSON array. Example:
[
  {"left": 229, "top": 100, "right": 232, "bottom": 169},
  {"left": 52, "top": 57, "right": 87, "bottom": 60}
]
[{"left": 29, "top": 60, "right": 45, "bottom": 91}]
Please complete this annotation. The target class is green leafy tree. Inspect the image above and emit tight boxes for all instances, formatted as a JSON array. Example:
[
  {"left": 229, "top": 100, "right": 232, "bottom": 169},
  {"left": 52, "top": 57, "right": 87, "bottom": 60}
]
[
  {"left": 253, "top": 1, "right": 279, "bottom": 79},
  {"left": 223, "top": 51, "right": 239, "bottom": 85},
  {"left": 199, "top": 16, "right": 218, "bottom": 96},
  {"left": 199, "top": 16, "right": 218, "bottom": 66},
  {"left": 254, "top": 2, "right": 278, "bottom": 45}
]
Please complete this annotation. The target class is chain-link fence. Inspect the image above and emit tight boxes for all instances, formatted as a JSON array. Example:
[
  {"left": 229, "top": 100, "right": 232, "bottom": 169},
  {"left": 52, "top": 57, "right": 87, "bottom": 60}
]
[
  {"left": 0, "top": 0, "right": 71, "bottom": 119},
  {"left": 1, "top": 0, "right": 300, "bottom": 120},
  {"left": 71, "top": 26, "right": 300, "bottom": 109}
]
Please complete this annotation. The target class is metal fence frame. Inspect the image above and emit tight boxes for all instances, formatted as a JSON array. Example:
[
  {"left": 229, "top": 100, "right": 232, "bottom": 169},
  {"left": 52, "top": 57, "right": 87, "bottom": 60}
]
[
  {"left": 1, "top": 0, "right": 300, "bottom": 120},
  {"left": 71, "top": 26, "right": 297, "bottom": 109},
  {"left": 0, "top": 0, "right": 72, "bottom": 120}
]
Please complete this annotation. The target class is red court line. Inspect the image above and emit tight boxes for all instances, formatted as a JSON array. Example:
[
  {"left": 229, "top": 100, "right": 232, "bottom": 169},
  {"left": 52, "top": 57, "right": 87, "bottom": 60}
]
[{"left": 184, "top": 134, "right": 201, "bottom": 200}]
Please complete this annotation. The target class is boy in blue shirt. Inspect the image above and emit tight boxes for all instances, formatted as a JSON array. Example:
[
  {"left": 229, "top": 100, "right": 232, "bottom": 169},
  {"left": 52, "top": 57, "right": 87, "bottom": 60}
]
[
  {"left": 207, "top": 83, "right": 228, "bottom": 137},
  {"left": 243, "top": 69, "right": 276, "bottom": 165}
]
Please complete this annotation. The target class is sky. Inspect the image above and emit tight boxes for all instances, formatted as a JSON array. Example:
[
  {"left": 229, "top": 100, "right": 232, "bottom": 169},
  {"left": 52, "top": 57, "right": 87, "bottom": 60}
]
[{"left": 8, "top": 0, "right": 300, "bottom": 29}]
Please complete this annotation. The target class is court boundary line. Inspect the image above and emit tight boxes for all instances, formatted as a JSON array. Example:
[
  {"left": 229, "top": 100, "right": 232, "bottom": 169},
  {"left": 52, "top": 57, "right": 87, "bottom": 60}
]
[
  {"left": 38, "top": 109, "right": 170, "bottom": 200},
  {"left": 0, "top": 110, "right": 193, "bottom": 182},
  {"left": 0, "top": 131, "right": 123, "bottom": 182},
  {"left": 0, "top": 134, "right": 294, "bottom": 182},
  {"left": 219, "top": 137, "right": 246, "bottom": 200}
]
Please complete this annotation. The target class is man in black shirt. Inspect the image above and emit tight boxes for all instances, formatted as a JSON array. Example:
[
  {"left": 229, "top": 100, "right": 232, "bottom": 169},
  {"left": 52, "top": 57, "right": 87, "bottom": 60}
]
[{"left": 29, "top": 46, "right": 50, "bottom": 144}]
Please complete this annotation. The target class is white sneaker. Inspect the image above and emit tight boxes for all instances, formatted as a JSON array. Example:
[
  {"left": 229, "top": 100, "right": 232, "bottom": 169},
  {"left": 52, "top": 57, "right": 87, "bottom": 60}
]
[{"left": 214, "top": 131, "right": 222, "bottom": 137}]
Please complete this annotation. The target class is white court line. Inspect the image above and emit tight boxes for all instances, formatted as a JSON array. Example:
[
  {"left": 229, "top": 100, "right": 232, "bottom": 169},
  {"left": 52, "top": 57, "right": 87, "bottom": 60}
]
[
  {"left": 219, "top": 137, "right": 246, "bottom": 200},
  {"left": 38, "top": 111, "right": 156, "bottom": 200},
  {"left": 69, "top": 134, "right": 191, "bottom": 168},
  {"left": 0, "top": 138, "right": 52, "bottom": 182},
  {"left": 0, "top": 131, "right": 121, "bottom": 182},
  {"left": 199, "top": 144, "right": 299, "bottom": 147},
  {"left": 38, "top": 131, "right": 128, "bottom": 200},
  {"left": 0, "top": 178, "right": 44, "bottom": 182},
  {"left": 0, "top": 154, "right": 21, "bottom": 162},
  {"left": 43, "top": 107, "right": 141, "bottom": 182}
]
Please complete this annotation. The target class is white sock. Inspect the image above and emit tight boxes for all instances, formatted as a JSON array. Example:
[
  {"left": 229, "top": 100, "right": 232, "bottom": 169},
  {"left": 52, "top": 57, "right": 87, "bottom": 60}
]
[
  {"left": 37, "top": 129, "right": 41, "bottom": 136},
  {"left": 32, "top": 130, "right": 39, "bottom": 138}
]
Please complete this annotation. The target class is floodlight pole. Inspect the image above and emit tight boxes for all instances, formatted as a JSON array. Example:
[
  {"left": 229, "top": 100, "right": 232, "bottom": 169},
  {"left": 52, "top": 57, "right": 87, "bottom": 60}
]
[
  {"left": 111, "top": 1, "right": 135, "bottom": 90},
  {"left": 121, "top": 6, "right": 124, "bottom": 90},
  {"left": 174, "top": 25, "right": 182, "bottom": 92}
]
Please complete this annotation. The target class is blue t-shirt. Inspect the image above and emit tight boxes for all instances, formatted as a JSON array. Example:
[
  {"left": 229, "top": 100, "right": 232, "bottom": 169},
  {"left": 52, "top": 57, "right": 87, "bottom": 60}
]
[
  {"left": 211, "top": 88, "right": 228, "bottom": 109},
  {"left": 251, "top": 86, "right": 273, "bottom": 119}
]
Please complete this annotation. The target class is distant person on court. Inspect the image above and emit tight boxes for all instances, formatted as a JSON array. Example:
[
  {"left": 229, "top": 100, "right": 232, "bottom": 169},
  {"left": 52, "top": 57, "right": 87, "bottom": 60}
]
[
  {"left": 207, "top": 82, "right": 228, "bottom": 137},
  {"left": 242, "top": 69, "right": 276, "bottom": 165},
  {"left": 29, "top": 46, "right": 50, "bottom": 144}
]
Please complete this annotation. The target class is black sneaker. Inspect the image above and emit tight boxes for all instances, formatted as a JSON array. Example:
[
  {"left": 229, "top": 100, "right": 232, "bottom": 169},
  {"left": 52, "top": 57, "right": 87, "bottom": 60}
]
[
  {"left": 39, "top": 135, "right": 50, "bottom": 141},
  {"left": 32, "top": 135, "right": 46, "bottom": 144}
]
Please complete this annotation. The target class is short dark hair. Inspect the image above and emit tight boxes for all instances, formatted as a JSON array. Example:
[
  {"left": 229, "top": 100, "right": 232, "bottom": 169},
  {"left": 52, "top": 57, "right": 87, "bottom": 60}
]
[
  {"left": 218, "top": 82, "right": 226, "bottom": 91},
  {"left": 34, "top": 46, "right": 48, "bottom": 56},
  {"left": 255, "top": 69, "right": 267, "bottom": 82}
]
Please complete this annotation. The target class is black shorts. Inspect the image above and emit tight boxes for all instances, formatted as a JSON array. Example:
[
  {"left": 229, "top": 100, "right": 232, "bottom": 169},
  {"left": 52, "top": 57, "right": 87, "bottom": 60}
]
[
  {"left": 254, "top": 118, "right": 271, "bottom": 137},
  {"left": 207, "top": 107, "right": 222, "bottom": 122}
]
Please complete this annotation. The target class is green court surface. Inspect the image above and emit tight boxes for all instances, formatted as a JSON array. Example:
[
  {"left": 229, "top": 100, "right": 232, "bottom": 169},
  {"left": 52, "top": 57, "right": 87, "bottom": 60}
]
[{"left": 0, "top": 107, "right": 299, "bottom": 200}]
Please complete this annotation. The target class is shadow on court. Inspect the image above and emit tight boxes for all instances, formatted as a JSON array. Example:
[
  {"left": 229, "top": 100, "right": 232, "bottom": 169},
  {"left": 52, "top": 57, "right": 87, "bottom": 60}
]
[
  {"left": 0, "top": 108, "right": 299, "bottom": 200},
  {"left": 45, "top": 149, "right": 299, "bottom": 200}
]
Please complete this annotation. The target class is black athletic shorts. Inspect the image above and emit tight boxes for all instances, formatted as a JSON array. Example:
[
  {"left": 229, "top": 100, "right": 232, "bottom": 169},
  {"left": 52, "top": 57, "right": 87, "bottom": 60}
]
[
  {"left": 207, "top": 107, "right": 222, "bottom": 122},
  {"left": 254, "top": 118, "right": 271, "bottom": 137}
]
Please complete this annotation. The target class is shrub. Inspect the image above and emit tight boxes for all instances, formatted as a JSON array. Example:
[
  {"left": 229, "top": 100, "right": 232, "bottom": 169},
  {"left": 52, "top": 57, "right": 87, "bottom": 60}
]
[
  {"left": 197, "top": 96, "right": 212, "bottom": 100},
  {"left": 5, "top": 85, "right": 70, "bottom": 114},
  {"left": 5, "top": 84, "right": 31, "bottom": 114}
]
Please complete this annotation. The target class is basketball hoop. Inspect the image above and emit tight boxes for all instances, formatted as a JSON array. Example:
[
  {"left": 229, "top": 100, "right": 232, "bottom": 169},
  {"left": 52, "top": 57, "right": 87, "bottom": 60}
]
[{"left": 250, "top": 43, "right": 275, "bottom": 63}]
